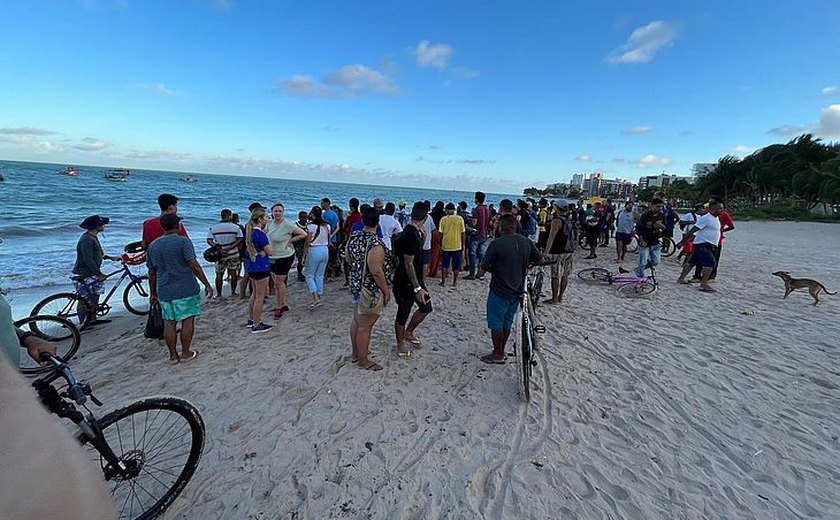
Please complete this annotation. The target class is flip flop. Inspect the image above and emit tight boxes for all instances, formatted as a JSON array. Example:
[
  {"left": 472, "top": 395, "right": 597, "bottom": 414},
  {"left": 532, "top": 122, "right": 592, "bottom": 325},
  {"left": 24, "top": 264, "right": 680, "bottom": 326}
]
[
  {"left": 273, "top": 307, "right": 283, "bottom": 319},
  {"left": 698, "top": 287, "right": 717, "bottom": 293},
  {"left": 180, "top": 350, "right": 200, "bottom": 363},
  {"left": 406, "top": 337, "right": 423, "bottom": 349},
  {"left": 169, "top": 358, "right": 180, "bottom": 366},
  {"left": 397, "top": 350, "right": 412, "bottom": 359},
  {"left": 480, "top": 353, "right": 505, "bottom": 365},
  {"left": 362, "top": 362, "right": 383, "bottom": 371}
]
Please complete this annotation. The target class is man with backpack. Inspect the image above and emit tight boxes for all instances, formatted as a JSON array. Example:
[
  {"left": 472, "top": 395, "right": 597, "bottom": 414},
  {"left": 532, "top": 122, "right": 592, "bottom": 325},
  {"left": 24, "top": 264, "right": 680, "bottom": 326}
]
[{"left": 542, "top": 205, "right": 578, "bottom": 304}]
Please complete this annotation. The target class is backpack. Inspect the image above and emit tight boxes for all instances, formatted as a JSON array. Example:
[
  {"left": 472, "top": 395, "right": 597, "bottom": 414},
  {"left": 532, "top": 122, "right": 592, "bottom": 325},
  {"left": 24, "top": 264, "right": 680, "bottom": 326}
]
[{"left": 561, "top": 217, "right": 578, "bottom": 253}]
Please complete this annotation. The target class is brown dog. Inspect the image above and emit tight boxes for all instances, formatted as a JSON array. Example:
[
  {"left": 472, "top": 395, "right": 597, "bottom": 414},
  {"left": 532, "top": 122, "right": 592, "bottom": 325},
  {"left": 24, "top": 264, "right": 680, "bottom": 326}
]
[{"left": 772, "top": 271, "right": 837, "bottom": 306}]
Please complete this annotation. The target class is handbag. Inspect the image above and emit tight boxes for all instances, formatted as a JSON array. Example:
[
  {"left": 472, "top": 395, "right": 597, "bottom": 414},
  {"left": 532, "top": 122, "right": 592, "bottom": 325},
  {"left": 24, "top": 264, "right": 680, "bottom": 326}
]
[
  {"left": 144, "top": 302, "right": 165, "bottom": 339},
  {"left": 203, "top": 243, "right": 224, "bottom": 262}
]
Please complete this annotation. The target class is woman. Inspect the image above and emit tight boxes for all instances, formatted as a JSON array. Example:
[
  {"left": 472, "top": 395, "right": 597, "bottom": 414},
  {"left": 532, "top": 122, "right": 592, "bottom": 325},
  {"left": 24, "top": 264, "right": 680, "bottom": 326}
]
[
  {"left": 245, "top": 208, "right": 273, "bottom": 333},
  {"left": 346, "top": 206, "right": 392, "bottom": 371},
  {"left": 267, "top": 203, "right": 307, "bottom": 319},
  {"left": 427, "top": 201, "right": 445, "bottom": 277},
  {"left": 304, "top": 206, "right": 331, "bottom": 308}
]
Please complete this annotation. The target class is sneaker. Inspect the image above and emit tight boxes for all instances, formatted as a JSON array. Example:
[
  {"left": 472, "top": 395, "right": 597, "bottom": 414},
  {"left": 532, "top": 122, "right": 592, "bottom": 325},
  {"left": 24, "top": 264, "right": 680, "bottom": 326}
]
[
  {"left": 251, "top": 322, "right": 273, "bottom": 334},
  {"left": 244, "top": 320, "right": 254, "bottom": 328}
]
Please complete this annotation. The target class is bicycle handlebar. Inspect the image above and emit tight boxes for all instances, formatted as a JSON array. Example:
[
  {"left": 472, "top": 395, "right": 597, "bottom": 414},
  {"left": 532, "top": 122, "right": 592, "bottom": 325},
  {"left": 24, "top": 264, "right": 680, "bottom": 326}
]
[{"left": 39, "top": 353, "right": 87, "bottom": 405}]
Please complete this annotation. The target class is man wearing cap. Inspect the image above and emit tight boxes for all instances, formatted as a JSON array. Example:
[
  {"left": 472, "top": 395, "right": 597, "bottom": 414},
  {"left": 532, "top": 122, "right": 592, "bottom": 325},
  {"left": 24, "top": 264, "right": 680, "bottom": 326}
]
[
  {"left": 147, "top": 214, "right": 213, "bottom": 364},
  {"left": 142, "top": 193, "right": 189, "bottom": 250},
  {"left": 73, "top": 215, "right": 116, "bottom": 322},
  {"left": 438, "top": 202, "right": 466, "bottom": 286}
]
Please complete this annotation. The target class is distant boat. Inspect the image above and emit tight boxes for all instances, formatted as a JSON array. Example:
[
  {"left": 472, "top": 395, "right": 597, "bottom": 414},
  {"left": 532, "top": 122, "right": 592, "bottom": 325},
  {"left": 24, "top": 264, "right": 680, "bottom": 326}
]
[
  {"left": 104, "top": 169, "right": 130, "bottom": 182},
  {"left": 59, "top": 166, "right": 81, "bottom": 177},
  {"left": 179, "top": 177, "right": 198, "bottom": 183},
  {"left": 0, "top": 172, "right": 5, "bottom": 182}
]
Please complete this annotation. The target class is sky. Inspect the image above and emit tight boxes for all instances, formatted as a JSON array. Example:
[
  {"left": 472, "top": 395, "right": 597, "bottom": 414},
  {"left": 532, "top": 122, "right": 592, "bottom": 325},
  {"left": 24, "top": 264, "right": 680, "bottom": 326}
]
[{"left": 1, "top": 0, "right": 839, "bottom": 193}]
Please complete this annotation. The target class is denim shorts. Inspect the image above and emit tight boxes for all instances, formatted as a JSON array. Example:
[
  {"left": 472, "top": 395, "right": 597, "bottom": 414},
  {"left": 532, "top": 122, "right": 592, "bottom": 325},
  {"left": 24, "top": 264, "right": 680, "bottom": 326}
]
[{"left": 486, "top": 291, "right": 520, "bottom": 331}]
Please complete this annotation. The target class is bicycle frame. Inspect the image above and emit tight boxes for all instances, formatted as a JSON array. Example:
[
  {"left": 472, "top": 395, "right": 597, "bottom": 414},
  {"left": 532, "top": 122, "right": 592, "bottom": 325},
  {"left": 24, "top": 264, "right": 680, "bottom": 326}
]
[{"left": 77, "top": 262, "right": 141, "bottom": 305}]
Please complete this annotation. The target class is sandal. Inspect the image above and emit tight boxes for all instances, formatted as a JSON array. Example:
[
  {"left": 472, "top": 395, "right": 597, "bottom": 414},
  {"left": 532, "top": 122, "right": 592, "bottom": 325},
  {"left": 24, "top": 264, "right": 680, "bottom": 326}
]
[
  {"left": 362, "top": 362, "right": 383, "bottom": 371},
  {"left": 180, "top": 350, "right": 200, "bottom": 363},
  {"left": 273, "top": 307, "right": 283, "bottom": 319},
  {"left": 480, "top": 353, "right": 505, "bottom": 365},
  {"left": 397, "top": 349, "right": 412, "bottom": 359}
]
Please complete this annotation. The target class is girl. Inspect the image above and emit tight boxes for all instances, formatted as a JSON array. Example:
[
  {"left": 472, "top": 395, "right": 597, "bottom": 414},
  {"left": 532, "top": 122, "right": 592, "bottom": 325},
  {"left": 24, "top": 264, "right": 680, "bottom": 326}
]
[
  {"left": 304, "top": 206, "right": 331, "bottom": 308},
  {"left": 245, "top": 208, "right": 273, "bottom": 333}
]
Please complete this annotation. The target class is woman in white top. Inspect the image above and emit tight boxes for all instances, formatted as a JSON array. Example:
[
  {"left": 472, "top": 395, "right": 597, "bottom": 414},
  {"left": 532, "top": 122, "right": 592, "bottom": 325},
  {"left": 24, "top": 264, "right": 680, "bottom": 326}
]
[
  {"left": 267, "top": 203, "right": 307, "bottom": 319},
  {"left": 304, "top": 206, "right": 331, "bottom": 308}
]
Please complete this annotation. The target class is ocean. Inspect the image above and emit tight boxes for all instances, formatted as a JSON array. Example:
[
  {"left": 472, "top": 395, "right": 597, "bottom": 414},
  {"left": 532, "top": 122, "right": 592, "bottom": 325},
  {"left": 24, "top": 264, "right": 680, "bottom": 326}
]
[{"left": 0, "top": 159, "right": 517, "bottom": 317}]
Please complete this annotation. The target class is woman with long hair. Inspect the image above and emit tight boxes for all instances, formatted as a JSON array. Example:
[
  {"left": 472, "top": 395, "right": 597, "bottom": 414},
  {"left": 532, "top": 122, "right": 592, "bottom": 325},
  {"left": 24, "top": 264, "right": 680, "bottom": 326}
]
[
  {"left": 427, "top": 200, "right": 446, "bottom": 277},
  {"left": 304, "top": 206, "right": 331, "bottom": 308},
  {"left": 245, "top": 208, "right": 273, "bottom": 333}
]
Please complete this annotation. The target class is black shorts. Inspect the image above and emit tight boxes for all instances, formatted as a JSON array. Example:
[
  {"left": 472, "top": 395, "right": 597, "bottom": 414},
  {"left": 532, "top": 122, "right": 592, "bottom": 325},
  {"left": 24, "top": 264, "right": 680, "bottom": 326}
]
[
  {"left": 270, "top": 255, "right": 295, "bottom": 276},
  {"left": 249, "top": 270, "right": 270, "bottom": 281},
  {"left": 395, "top": 289, "right": 433, "bottom": 325}
]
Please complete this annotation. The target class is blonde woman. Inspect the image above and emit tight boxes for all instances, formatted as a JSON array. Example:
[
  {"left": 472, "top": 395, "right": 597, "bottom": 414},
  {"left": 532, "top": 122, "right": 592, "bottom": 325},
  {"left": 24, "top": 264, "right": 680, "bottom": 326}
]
[
  {"left": 245, "top": 208, "right": 273, "bottom": 333},
  {"left": 267, "top": 202, "right": 307, "bottom": 319}
]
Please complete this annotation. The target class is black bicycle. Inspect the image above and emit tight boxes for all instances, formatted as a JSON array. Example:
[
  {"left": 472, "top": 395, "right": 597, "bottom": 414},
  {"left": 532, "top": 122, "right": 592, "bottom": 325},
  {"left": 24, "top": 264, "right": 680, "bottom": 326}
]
[
  {"left": 14, "top": 314, "right": 80, "bottom": 374},
  {"left": 518, "top": 268, "right": 545, "bottom": 402},
  {"left": 31, "top": 255, "right": 150, "bottom": 330},
  {"left": 34, "top": 353, "right": 205, "bottom": 520}
]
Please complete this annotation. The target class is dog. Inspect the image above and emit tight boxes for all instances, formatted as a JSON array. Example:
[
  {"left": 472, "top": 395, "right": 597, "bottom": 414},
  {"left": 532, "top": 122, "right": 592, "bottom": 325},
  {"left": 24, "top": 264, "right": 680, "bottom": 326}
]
[{"left": 772, "top": 271, "right": 837, "bottom": 306}]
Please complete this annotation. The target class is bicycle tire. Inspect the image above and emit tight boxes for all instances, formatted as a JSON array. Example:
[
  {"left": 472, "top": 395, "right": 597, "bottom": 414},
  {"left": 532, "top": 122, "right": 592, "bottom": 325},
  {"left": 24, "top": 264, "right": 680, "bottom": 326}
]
[
  {"left": 30, "top": 292, "right": 94, "bottom": 330},
  {"left": 529, "top": 271, "right": 544, "bottom": 308},
  {"left": 13, "top": 315, "right": 81, "bottom": 375},
  {"left": 80, "top": 397, "right": 205, "bottom": 520},
  {"left": 617, "top": 280, "right": 657, "bottom": 297},
  {"left": 661, "top": 238, "right": 677, "bottom": 258},
  {"left": 577, "top": 267, "right": 610, "bottom": 283},
  {"left": 123, "top": 275, "right": 151, "bottom": 315}
]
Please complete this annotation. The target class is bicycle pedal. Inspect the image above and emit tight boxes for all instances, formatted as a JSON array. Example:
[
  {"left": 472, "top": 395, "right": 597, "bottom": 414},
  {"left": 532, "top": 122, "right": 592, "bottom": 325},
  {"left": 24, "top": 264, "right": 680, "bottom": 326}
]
[{"left": 534, "top": 325, "right": 546, "bottom": 334}]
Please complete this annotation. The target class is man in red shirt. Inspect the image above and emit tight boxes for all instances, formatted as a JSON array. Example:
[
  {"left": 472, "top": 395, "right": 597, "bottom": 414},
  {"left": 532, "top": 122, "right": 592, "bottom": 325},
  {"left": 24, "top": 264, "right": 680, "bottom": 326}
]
[{"left": 141, "top": 193, "right": 189, "bottom": 249}]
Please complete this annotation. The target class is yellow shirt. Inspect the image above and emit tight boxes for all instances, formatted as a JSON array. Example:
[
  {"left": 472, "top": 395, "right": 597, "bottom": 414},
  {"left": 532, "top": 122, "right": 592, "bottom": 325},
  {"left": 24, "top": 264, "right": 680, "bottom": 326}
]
[{"left": 439, "top": 214, "right": 465, "bottom": 251}]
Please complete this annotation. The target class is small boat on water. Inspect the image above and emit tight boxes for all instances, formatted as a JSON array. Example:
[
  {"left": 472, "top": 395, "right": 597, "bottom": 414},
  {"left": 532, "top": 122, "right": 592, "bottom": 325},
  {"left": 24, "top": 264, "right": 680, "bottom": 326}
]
[
  {"left": 104, "top": 169, "right": 130, "bottom": 182},
  {"left": 179, "top": 177, "right": 198, "bottom": 183},
  {"left": 59, "top": 166, "right": 81, "bottom": 177},
  {"left": 0, "top": 172, "right": 5, "bottom": 182}
]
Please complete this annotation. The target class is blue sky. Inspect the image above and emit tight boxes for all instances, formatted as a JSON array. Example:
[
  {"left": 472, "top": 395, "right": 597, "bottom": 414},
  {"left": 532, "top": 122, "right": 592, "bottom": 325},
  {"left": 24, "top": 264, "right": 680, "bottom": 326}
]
[{"left": 1, "top": 0, "right": 839, "bottom": 192}]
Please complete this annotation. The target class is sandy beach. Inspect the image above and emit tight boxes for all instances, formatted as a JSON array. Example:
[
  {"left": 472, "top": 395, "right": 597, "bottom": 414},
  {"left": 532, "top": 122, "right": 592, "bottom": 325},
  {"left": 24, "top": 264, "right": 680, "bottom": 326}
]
[{"left": 42, "top": 220, "right": 840, "bottom": 520}]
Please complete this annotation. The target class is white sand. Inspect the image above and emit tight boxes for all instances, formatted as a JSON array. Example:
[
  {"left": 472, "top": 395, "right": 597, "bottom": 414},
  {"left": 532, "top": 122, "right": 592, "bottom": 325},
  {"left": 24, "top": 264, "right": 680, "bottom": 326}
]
[{"left": 44, "top": 221, "right": 840, "bottom": 519}]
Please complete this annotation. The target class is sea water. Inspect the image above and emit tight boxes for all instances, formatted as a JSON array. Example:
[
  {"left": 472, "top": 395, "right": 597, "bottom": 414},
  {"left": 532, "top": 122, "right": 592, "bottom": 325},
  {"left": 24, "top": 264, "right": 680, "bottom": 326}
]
[{"left": 0, "top": 160, "right": 515, "bottom": 316}]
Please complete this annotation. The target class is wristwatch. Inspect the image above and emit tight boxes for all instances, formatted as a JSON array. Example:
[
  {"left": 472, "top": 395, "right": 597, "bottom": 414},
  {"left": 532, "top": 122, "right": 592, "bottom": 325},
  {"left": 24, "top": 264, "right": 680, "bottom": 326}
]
[{"left": 413, "top": 286, "right": 422, "bottom": 293}]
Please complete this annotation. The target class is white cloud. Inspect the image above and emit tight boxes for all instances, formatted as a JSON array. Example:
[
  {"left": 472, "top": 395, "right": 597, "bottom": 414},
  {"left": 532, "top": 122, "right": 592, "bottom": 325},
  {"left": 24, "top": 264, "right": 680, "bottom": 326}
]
[
  {"left": 633, "top": 154, "right": 672, "bottom": 168},
  {"left": 766, "top": 125, "right": 808, "bottom": 137},
  {"left": 821, "top": 86, "right": 837, "bottom": 97},
  {"left": 414, "top": 40, "right": 452, "bottom": 70},
  {"left": 730, "top": 145, "right": 754, "bottom": 155},
  {"left": 274, "top": 65, "right": 400, "bottom": 99},
  {"left": 606, "top": 20, "right": 678, "bottom": 64},
  {"left": 814, "top": 104, "right": 840, "bottom": 138},
  {"left": 124, "top": 149, "right": 193, "bottom": 161},
  {"left": 73, "top": 137, "right": 111, "bottom": 152},
  {"left": 0, "top": 127, "right": 58, "bottom": 136},
  {"left": 621, "top": 126, "right": 653, "bottom": 135},
  {"left": 575, "top": 154, "right": 593, "bottom": 162}
]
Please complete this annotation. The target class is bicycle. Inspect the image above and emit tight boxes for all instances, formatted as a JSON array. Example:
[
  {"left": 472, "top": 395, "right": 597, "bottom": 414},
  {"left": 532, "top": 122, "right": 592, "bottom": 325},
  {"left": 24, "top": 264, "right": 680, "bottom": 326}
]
[
  {"left": 517, "top": 267, "right": 546, "bottom": 402},
  {"left": 14, "top": 314, "right": 80, "bottom": 374},
  {"left": 577, "top": 265, "right": 658, "bottom": 297},
  {"left": 31, "top": 251, "right": 150, "bottom": 330},
  {"left": 527, "top": 265, "right": 546, "bottom": 310},
  {"left": 660, "top": 236, "right": 678, "bottom": 258},
  {"left": 34, "top": 353, "right": 205, "bottom": 520}
]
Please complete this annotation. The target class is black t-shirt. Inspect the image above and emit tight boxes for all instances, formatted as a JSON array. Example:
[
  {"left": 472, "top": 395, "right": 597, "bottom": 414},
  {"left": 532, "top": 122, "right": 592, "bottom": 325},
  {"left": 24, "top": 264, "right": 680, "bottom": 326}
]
[
  {"left": 637, "top": 210, "right": 665, "bottom": 245},
  {"left": 481, "top": 233, "right": 543, "bottom": 300},
  {"left": 392, "top": 224, "right": 424, "bottom": 293}
]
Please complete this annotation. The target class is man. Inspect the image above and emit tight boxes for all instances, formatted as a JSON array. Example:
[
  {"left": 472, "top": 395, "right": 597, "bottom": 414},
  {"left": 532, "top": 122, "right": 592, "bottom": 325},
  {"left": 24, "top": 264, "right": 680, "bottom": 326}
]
[
  {"left": 582, "top": 207, "right": 601, "bottom": 259},
  {"left": 677, "top": 203, "right": 703, "bottom": 264},
  {"left": 344, "top": 198, "right": 362, "bottom": 238},
  {"left": 477, "top": 214, "right": 546, "bottom": 364},
  {"left": 635, "top": 198, "right": 666, "bottom": 277},
  {"left": 372, "top": 198, "right": 385, "bottom": 215},
  {"left": 206, "top": 209, "right": 243, "bottom": 298},
  {"left": 543, "top": 205, "right": 576, "bottom": 304},
  {"left": 421, "top": 200, "right": 435, "bottom": 272},
  {"left": 142, "top": 193, "right": 188, "bottom": 250},
  {"left": 347, "top": 207, "right": 391, "bottom": 372},
  {"left": 392, "top": 202, "right": 433, "bottom": 358},
  {"left": 465, "top": 191, "right": 490, "bottom": 280},
  {"left": 73, "top": 215, "right": 115, "bottom": 324},
  {"left": 614, "top": 201, "right": 636, "bottom": 262},
  {"left": 378, "top": 202, "right": 403, "bottom": 250},
  {"left": 457, "top": 201, "right": 475, "bottom": 274},
  {"left": 147, "top": 214, "right": 214, "bottom": 364},
  {"left": 692, "top": 202, "right": 734, "bottom": 281},
  {"left": 396, "top": 200, "right": 410, "bottom": 227},
  {"left": 321, "top": 197, "right": 340, "bottom": 281},
  {"left": 602, "top": 199, "right": 616, "bottom": 247},
  {"left": 293, "top": 211, "right": 309, "bottom": 281},
  {"left": 537, "top": 198, "right": 550, "bottom": 250},
  {"left": 664, "top": 202, "right": 680, "bottom": 243},
  {"left": 677, "top": 202, "right": 724, "bottom": 292},
  {"left": 438, "top": 202, "right": 466, "bottom": 286}
]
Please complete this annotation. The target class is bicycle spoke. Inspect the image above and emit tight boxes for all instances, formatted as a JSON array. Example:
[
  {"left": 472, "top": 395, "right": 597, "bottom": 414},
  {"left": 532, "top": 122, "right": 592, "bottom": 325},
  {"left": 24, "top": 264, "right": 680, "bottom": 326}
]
[
  {"left": 143, "top": 412, "right": 186, "bottom": 457},
  {"left": 145, "top": 422, "right": 190, "bottom": 460}
]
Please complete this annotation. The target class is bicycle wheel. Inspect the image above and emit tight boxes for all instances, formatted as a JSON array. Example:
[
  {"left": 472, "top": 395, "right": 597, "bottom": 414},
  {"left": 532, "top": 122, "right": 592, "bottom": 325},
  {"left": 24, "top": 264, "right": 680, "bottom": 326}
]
[
  {"left": 627, "top": 236, "right": 639, "bottom": 253},
  {"left": 519, "top": 316, "right": 532, "bottom": 402},
  {"left": 30, "top": 292, "right": 93, "bottom": 330},
  {"left": 661, "top": 238, "right": 677, "bottom": 257},
  {"left": 577, "top": 267, "right": 610, "bottom": 283},
  {"left": 617, "top": 280, "right": 657, "bottom": 297},
  {"left": 81, "top": 397, "right": 205, "bottom": 520},
  {"left": 14, "top": 315, "right": 81, "bottom": 375},
  {"left": 529, "top": 271, "right": 544, "bottom": 308},
  {"left": 123, "top": 275, "right": 151, "bottom": 315}
]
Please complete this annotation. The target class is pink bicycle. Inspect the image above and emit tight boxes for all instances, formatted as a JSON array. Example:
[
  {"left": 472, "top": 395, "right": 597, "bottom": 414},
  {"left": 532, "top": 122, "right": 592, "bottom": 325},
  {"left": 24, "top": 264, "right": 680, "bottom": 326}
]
[{"left": 576, "top": 265, "right": 658, "bottom": 297}]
